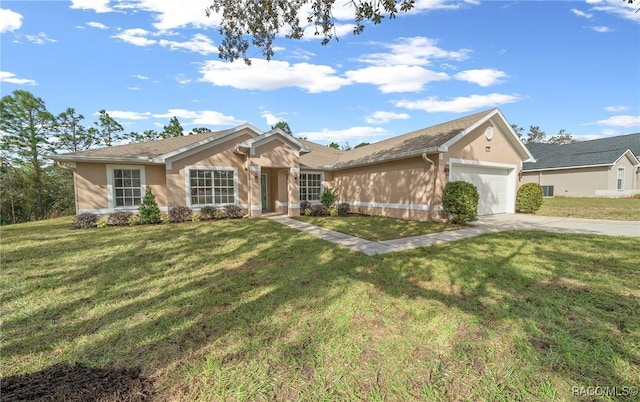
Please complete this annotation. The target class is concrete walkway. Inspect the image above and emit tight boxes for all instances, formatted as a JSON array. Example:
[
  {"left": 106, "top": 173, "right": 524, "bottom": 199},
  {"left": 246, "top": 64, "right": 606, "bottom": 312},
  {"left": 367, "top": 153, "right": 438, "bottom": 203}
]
[{"left": 268, "top": 214, "right": 639, "bottom": 256}]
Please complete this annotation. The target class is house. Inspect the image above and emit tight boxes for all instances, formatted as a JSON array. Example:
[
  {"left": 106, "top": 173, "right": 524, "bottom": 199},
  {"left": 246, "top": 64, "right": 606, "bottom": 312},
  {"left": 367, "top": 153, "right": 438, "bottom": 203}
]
[
  {"left": 521, "top": 133, "right": 640, "bottom": 197},
  {"left": 51, "top": 108, "right": 534, "bottom": 221}
]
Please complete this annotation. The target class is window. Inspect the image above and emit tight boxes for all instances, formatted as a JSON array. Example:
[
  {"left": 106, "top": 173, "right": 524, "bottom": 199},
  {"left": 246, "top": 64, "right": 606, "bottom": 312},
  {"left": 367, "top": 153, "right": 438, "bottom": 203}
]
[
  {"left": 617, "top": 168, "right": 624, "bottom": 190},
  {"left": 189, "top": 169, "right": 235, "bottom": 205},
  {"left": 541, "top": 185, "right": 554, "bottom": 197},
  {"left": 300, "top": 173, "right": 322, "bottom": 201},
  {"left": 113, "top": 168, "right": 142, "bottom": 207}
]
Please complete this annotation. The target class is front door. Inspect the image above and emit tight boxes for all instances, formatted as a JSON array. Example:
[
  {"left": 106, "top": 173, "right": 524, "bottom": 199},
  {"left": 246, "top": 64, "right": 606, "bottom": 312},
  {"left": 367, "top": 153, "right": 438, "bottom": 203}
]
[{"left": 261, "top": 174, "right": 267, "bottom": 211}]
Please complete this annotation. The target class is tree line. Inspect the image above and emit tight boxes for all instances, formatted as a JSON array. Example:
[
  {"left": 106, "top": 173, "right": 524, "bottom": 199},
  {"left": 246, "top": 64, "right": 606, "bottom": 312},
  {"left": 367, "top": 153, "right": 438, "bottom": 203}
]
[
  {"left": 510, "top": 124, "right": 577, "bottom": 144},
  {"left": 0, "top": 90, "right": 208, "bottom": 225}
]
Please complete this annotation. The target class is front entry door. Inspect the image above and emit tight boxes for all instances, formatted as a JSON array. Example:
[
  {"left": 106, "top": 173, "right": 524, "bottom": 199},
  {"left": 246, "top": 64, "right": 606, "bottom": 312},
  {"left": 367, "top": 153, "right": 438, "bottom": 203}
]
[{"left": 261, "top": 174, "right": 267, "bottom": 211}]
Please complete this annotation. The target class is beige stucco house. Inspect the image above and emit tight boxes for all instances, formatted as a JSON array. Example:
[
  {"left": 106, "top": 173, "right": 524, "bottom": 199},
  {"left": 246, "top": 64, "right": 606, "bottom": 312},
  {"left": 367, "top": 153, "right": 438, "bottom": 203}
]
[
  {"left": 51, "top": 108, "right": 534, "bottom": 221},
  {"left": 522, "top": 133, "right": 640, "bottom": 198}
]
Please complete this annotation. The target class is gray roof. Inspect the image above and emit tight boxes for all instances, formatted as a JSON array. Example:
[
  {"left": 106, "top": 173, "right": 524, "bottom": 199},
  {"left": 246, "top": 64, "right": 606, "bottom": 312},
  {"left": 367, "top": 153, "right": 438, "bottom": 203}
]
[{"left": 523, "top": 133, "right": 640, "bottom": 171}]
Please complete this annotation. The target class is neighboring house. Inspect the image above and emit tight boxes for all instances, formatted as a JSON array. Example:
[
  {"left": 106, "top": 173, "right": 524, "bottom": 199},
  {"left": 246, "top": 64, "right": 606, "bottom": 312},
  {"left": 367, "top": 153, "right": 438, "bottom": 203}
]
[
  {"left": 51, "top": 108, "right": 534, "bottom": 221},
  {"left": 522, "top": 133, "right": 640, "bottom": 197}
]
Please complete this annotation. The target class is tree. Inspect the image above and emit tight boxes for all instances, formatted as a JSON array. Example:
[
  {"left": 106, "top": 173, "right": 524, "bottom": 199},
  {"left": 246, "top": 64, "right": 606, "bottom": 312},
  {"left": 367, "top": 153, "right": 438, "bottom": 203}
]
[
  {"left": 340, "top": 142, "right": 352, "bottom": 151},
  {"left": 526, "top": 125, "right": 547, "bottom": 144},
  {"left": 138, "top": 186, "right": 161, "bottom": 224},
  {"left": 0, "top": 90, "right": 56, "bottom": 220},
  {"left": 56, "top": 108, "right": 94, "bottom": 152},
  {"left": 510, "top": 124, "right": 525, "bottom": 139},
  {"left": 190, "top": 127, "right": 212, "bottom": 134},
  {"left": 94, "top": 109, "right": 124, "bottom": 146},
  {"left": 271, "top": 121, "right": 292, "bottom": 135},
  {"left": 548, "top": 129, "right": 577, "bottom": 144},
  {"left": 162, "top": 117, "right": 184, "bottom": 138},
  {"left": 328, "top": 142, "right": 340, "bottom": 149},
  {"left": 206, "top": 0, "right": 415, "bottom": 64},
  {"left": 354, "top": 142, "right": 370, "bottom": 149}
]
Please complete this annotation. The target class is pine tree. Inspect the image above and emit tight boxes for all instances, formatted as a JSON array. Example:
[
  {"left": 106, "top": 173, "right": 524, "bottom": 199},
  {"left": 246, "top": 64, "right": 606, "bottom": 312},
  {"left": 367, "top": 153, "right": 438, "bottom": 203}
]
[{"left": 138, "top": 186, "right": 161, "bottom": 224}]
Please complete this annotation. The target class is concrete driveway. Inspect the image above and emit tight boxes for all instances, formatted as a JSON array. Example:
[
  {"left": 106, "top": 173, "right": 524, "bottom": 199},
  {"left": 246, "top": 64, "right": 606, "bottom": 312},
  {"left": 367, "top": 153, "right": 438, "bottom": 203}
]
[{"left": 476, "top": 214, "right": 640, "bottom": 237}]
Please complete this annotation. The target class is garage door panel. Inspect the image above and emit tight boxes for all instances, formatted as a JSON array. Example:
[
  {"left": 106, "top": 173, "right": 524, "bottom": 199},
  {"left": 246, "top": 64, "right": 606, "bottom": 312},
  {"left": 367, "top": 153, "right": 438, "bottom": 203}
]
[{"left": 451, "top": 165, "right": 511, "bottom": 216}]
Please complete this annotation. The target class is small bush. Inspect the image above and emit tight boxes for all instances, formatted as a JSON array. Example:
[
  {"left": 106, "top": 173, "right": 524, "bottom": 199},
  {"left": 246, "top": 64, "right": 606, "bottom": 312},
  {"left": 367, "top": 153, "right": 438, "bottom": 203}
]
[
  {"left": 138, "top": 186, "right": 161, "bottom": 224},
  {"left": 169, "top": 206, "right": 192, "bottom": 223},
  {"left": 192, "top": 213, "right": 201, "bottom": 222},
  {"left": 96, "top": 218, "right": 107, "bottom": 228},
  {"left": 516, "top": 183, "right": 544, "bottom": 213},
  {"left": 311, "top": 204, "right": 329, "bottom": 216},
  {"left": 633, "top": 193, "right": 640, "bottom": 199},
  {"left": 336, "top": 202, "right": 350, "bottom": 216},
  {"left": 72, "top": 213, "right": 98, "bottom": 229},
  {"left": 107, "top": 211, "right": 134, "bottom": 226},
  {"left": 160, "top": 212, "right": 170, "bottom": 224},
  {"left": 300, "top": 200, "right": 311, "bottom": 212},
  {"left": 128, "top": 214, "right": 139, "bottom": 226},
  {"left": 442, "top": 181, "right": 479, "bottom": 224},
  {"left": 304, "top": 208, "right": 312, "bottom": 216},
  {"left": 199, "top": 206, "right": 217, "bottom": 220},
  {"left": 329, "top": 205, "right": 338, "bottom": 217},
  {"left": 223, "top": 204, "right": 243, "bottom": 219},
  {"left": 319, "top": 188, "right": 338, "bottom": 208},
  {"left": 213, "top": 209, "right": 223, "bottom": 219}
]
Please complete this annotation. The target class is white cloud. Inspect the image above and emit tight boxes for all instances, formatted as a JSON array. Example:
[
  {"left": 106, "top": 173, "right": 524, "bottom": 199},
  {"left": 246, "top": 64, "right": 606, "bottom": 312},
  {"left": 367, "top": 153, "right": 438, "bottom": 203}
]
[
  {"left": 0, "top": 8, "right": 23, "bottom": 33},
  {"left": 175, "top": 74, "right": 192, "bottom": 85},
  {"left": 346, "top": 65, "right": 449, "bottom": 93},
  {"left": 585, "top": 0, "right": 640, "bottom": 23},
  {"left": 571, "top": 8, "right": 593, "bottom": 18},
  {"left": 297, "top": 126, "right": 388, "bottom": 143},
  {"left": 0, "top": 71, "right": 36, "bottom": 85},
  {"left": 87, "top": 21, "right": 108, "bottom": 29},
  {"left": 604, "top": 105, "right": 629, "bottom": 112},
  {"left": 601, "top": 129, "right": 620, "bottom": 136},
  {"left": 70, "top": 0, "right": 113, "bottom": 13},
  {"left": 131, "top": 74, "right": 149, "bottom": 80},
  {"left": 25, "top": 32, "right": 57, "bottom": 45},
  {"left": 113, "top": 28, "right": 157, "bottom": 46},
  {"left": 261, "top": 111, "right": 282, "bottom": 126},
  {"left": 153, "top": 109, "right": 240, "bottom": 126},
  {"left": 159, "top": 33, "right": 216, "bottom": 55},
  {"left": 125, "top": 0, "right": 220, "bottom": 30},
  {"left": 591, "top": 26, "right": 611, "bottom": 33},
  {"left": 104, "top": 111, "right": 152, "bottom": 120},
  {"left": 365, "top": 111, "right": 410, "bottom": 124},
  {"left": 593, "top": 115, "right": 640, "bottom": 127},
  {"left": 357, "top": 37, "right": 471, "bottom": 67},
  {"left": 127, "top": 87, "right": 140, "bottom": 91},
  {"left": 199, "top": 58, "right": 350, "bottom": 93},
  {"left": 454, "top": 69, "right": 507, "bottom": 87},
  {"left": 394, "top": 93, "right": 522, "bottom": 113}
]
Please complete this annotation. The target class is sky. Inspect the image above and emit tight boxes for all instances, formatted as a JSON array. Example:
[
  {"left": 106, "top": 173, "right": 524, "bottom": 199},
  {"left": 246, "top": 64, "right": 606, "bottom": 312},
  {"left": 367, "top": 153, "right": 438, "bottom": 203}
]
[{"left": 1, "top": 0, "right": 639, "bottom": 147}]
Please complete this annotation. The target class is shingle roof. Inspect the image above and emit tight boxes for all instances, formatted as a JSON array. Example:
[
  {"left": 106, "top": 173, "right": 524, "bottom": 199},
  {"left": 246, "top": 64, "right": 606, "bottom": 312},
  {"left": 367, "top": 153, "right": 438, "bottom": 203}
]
[
  {"left": 300, "top": 109, "right": 496, "bottom": 169},
  {"left": 523, "top": 133, "right": 640, "bottom": 171}
]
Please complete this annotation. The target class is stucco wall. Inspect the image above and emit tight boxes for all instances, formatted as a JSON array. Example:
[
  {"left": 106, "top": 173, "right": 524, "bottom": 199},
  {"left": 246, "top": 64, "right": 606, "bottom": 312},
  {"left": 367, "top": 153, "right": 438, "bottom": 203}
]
[
  {"left": 75, "top": 162, "right": 109, "bottom": 212},
  {"left": 521, "top": 166, "right": 609, "bottom": 197},
  {"left": 445, "top": 121, "right": 523, "bottom": 168},
  {"left": 251, "top": 141, "right": 299, "bottom": 168}
]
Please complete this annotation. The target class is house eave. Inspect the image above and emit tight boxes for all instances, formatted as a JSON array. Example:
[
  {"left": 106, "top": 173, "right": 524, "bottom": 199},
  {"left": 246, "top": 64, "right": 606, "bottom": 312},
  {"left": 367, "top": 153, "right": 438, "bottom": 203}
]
[
  {"left": 522, "top": 163, "right": 614, "bottom": 173},
  {"left": 326, "top": 146, "right": 443, "bottom": 171},
  {"left": 48, "top": 154, "right": 160, "bottom": 165}
]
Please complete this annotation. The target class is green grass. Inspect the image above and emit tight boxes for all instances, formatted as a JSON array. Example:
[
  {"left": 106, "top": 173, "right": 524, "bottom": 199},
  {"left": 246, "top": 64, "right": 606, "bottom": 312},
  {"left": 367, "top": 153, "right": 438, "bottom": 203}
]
[
  {"left": 537, "top": 197, "right": 640, "bottom": 220},
  {"left": 2, "top": 217, "right": 639, "bottom": 400},
  {"left": 293, "top": 215, "right": 455, "bottom": 241}
]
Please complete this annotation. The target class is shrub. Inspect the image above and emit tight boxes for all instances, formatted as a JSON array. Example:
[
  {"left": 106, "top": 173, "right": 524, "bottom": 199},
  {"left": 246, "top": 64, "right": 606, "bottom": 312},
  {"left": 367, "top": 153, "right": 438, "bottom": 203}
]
[
  {"left": 633, "top": 193, "right": 640, "bottom": 199},
  {"left": 329, "top": 205, "right": 338, "bottom": 217},
  {"left": 442, "top": 181, "right": 479, "bottom": 224},
  {"left": 516, "top": 183, "right": 544, "bottom": 213},
  {"left": 169, "top": 206, "right": 192, "bottom": 222},
  {"left": 319, "top": 188, "right": 338, "bottom": 208},
  {"left": 96, "top": 218, "right": 107, "bottom": 228},
  {"left": 160, "top": 213, "right": 170, "bottom": 224},
  {"left": 192, "top": 213, "right": 201, "bottom": 222},
  {"left": 72, "top": 213, "right": 98, "bottom": 229},
  {"left": 311, "top": 204, "right": 329, "bottom": 216},
  {"left": 199, "top": 206, "right": 217, "bottom": 220},
  {"left": 107, "top": 211, "right": 134, "bottom": 226},
  {"left": 300, "top": 200, "right": 311, "bottom": 212},
  {"left": 128, "top": 214, "right": 139, "bottom": 226},
  {"left": 304, "top": 208, "right": 312, "bottom": 216},
  {"left": 213, "top": 209, "right": 223, "bottom": 219},
  {"left": 138, "top": 186, "right": 161, "bottom": 224},
  {"left": 223, "top": 204, "right": 243, "bottom": 219},
  {"left": 336, "top": 202, "right": 350, "bottom": 216}
]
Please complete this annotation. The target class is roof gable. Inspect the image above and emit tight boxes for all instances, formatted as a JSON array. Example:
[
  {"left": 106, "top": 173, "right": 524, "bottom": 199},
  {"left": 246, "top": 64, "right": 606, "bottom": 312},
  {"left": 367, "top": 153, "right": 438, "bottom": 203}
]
[{"left": 234, "top": 129, "right": 311, "bottom": 156}]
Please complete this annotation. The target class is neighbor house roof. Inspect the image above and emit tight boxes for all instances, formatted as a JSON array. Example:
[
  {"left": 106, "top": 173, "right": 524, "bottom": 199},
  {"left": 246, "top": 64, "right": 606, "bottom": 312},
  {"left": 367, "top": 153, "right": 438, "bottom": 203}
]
[
  {"left": 523, "top": 133, "right": 640, "bottom": 171},
  {"left": 300, "top": 108, "right": 533, "bottom": 169}
]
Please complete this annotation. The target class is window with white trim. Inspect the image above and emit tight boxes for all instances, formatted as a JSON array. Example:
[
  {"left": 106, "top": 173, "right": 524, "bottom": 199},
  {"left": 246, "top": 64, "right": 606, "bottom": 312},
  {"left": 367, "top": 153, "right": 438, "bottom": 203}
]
[
  {"left": 300, "top": 172, "right": 322, "bottom": 201},
  {"left": 189, "top": 169, "right": 235, "bottom": 205},
  {"left": 617, "top": 168, "right": 624, "bottom": 190},
  {"left": 113, "top": 168, "right": 142, "bottom": 207}
]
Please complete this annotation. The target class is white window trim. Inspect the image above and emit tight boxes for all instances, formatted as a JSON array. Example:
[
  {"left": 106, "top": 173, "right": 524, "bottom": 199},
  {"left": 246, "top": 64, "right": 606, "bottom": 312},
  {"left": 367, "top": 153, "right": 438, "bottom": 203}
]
[
  {"left": 185, "top": 165, "right": 239, "bottom": 208},
  {"left": 107, "top": 165, "right": 146, "bottom": 211},
  {"left": 300, "top": 171, "right": 324, "bottom": 202},
  {"left": 617, "top": 167, "right": 624, "bottom": 191}
]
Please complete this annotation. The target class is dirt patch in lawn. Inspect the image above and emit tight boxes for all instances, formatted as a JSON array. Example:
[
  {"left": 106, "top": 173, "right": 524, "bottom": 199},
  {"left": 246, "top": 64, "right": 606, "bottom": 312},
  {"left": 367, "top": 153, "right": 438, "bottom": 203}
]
[{"left": 1, "top": 363, "right": 154, "bottom": 401}]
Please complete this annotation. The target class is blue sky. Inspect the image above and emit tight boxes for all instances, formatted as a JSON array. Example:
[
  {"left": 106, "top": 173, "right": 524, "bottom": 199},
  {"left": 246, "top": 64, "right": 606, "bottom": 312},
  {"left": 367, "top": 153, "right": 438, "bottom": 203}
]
[{"left": 1, "top": 0, "right": 639, "bottom": 146}]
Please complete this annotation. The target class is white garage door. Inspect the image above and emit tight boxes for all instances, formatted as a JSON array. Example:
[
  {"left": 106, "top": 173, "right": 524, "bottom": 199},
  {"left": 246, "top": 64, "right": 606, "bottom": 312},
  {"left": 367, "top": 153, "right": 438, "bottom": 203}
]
[{"left": 450, "top": 164, "right": 513, "bottom": 215}]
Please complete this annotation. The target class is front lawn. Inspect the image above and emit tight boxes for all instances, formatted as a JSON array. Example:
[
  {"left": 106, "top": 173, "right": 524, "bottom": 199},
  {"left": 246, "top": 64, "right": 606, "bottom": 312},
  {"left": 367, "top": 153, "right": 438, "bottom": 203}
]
[
  {"left": 2, "top": 218, "right": 639, "bottom": 401},
  {"left": 294, "top": 215, "right": 455, "bottom": 241},
  {"left": 537, "top": 196, "right": 640, "bottom": 220}
]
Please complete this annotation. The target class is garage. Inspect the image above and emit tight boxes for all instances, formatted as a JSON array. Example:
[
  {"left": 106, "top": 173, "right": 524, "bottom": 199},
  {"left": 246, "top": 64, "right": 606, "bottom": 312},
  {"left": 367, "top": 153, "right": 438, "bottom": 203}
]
[{"left": 449, "top": 161, "right": 516, "bottom": 216}]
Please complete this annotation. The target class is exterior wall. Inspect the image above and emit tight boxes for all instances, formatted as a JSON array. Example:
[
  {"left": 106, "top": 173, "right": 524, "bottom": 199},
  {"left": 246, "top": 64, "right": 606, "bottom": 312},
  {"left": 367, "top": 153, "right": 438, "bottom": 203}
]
[
  {"left": 602, "top": 154, "right": 638, "bottom": 197},
  {"left": 330, "top": 156, "right": 440, "bottom": 221},
  {"left": 75, "top": 162, "right": 109, "bottom": 213},
  {"left": 446, "top": 121, "right": 522, "bottom": 169},
  {"left": 167, "top": 133, "right": 252, "bottom": 208},
  {"left": 145, "top": 164, "right": 167, "bottom": 207},
  {"left": 251, "top": 141, "right": 299, "bottom": 168},
  {"left": 521, "top": 166, "right": 609, "bottom": 197}
]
